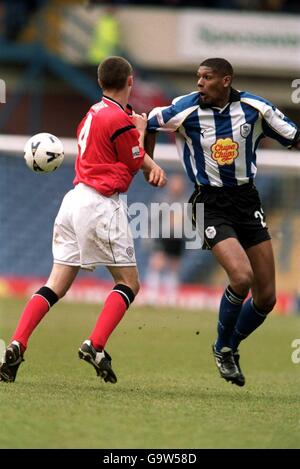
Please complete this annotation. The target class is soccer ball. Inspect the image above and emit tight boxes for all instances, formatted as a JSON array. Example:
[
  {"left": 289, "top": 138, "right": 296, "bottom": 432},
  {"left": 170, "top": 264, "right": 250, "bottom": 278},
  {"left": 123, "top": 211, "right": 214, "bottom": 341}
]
[{"left": 24, "top": 132, "right": 64, "bottom": 173}]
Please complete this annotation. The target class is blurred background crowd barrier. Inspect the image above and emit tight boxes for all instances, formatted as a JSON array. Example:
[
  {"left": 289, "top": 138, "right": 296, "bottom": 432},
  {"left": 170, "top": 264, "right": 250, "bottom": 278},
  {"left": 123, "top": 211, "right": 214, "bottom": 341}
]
[{"left": 0, "top": 0, "right": 299, "bottom": 313}]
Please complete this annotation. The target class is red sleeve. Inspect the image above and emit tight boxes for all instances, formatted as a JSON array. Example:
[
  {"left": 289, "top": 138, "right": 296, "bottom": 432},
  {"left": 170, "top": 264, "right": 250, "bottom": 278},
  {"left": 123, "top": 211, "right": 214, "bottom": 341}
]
[{"left": 110, "top": 117, "right": 145, "bottom": 174}]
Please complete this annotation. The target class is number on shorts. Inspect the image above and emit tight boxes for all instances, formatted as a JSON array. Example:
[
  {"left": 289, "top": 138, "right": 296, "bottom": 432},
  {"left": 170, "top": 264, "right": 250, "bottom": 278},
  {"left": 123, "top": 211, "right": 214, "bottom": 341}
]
[
  {"left": 254, "top": 208, "right": 266, "bottom": 228},
  {"left": 78, "top": 113, "right": 93, "bottom": 158}
]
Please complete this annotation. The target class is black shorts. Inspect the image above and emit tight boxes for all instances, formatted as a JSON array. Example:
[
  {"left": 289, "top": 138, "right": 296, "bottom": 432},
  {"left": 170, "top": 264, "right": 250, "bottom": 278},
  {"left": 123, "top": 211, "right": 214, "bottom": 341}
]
[{"left": 189, "top": 183, "right": 271, "bottom": 250}]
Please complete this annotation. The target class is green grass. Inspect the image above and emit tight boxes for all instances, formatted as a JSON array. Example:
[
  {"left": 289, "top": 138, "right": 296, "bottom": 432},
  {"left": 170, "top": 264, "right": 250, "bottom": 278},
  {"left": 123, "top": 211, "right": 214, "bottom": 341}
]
[{"left": 0, "top": 297, "right": 299, "bottom": 449}]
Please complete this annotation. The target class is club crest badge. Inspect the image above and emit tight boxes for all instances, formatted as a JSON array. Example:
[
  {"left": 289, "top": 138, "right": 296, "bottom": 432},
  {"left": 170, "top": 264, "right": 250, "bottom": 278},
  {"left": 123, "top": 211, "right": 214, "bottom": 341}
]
[
  {"left": 126, "top": 246, "right": 134, "bottom": 258},
  {"left": 205, "top": 226, "right": 216, "bottom": 239},
  {"left": 240, "top": 123, "right": 251, "bottom": 138}
]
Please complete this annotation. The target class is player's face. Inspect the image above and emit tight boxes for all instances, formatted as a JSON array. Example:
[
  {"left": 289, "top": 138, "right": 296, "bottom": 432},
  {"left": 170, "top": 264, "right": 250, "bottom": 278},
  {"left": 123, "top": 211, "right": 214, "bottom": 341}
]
[{"left": 197, "top": 66, "right": 231, "bottom": 107}]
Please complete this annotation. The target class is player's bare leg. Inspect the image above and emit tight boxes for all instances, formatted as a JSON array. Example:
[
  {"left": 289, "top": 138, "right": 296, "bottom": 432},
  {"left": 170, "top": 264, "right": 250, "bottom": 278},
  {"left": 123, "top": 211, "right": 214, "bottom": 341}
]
[
  {"left": 212, "top": 238, "right": 253, "bottom": 297},
  {"left": 45, "top": 263, "right": 80, "bottom": 299},
  {"left": 246, "top": 240, "right": 276, "bottom": 313},
  {"left": 79, "top": 266, "right": 140, "bottom": 384}
]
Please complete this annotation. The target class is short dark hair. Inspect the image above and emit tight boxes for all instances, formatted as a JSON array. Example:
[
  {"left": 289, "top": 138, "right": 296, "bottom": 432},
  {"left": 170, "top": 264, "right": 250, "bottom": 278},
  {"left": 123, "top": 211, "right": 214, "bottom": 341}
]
[
  {"left": 199, "top": 58, "right": 233, "bottom": 76},
  {"left": 97, "top": 56, "right": 133, "bottom": 91}
]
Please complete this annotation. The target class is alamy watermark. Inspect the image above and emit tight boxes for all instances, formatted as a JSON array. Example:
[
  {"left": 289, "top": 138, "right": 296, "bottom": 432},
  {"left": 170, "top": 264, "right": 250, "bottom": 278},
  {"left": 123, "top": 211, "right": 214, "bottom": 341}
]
[
  {"left": 125, "top": 198, "right": 204, "bottom": 249},
  {"left": 291, "top": 79, "right": 300, "bottom": 104},
  {"left": 0, "top": 79, "right": 6, "bottom": 103},
  {"left": 291, "top": 339, "right": 300, "bottom": 364},
  {"left": 95, "top": 197, "right": 205, "bottom": 250}
]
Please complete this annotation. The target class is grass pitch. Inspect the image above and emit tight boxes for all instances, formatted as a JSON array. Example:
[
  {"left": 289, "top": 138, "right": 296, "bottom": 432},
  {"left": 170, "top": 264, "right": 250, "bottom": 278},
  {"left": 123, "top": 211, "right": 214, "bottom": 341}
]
[{"left": 0, "top": 297, "right": 299, "bottom": 449}]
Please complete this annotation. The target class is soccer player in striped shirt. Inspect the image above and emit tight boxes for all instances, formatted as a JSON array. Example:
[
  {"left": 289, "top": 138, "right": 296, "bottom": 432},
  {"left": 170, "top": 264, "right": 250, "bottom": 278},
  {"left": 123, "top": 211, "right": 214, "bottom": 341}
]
[
  {"left": 146, "top": 57, "right": 300, "bottom": 386},
  {"left": 0, "top": 57, "right": 166, "bottom": 384}
]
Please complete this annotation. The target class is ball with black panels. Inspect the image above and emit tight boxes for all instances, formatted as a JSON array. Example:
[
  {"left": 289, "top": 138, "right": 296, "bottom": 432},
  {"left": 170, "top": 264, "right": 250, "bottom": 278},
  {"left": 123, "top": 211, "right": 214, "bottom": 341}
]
[{"left": 24, "top": 132, "right": 64, "bottom": 173}]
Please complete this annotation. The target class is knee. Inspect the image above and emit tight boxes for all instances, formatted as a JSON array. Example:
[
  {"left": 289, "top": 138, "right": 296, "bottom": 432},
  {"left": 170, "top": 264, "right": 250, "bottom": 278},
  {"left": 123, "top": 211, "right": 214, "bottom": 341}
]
[
  {"left": 255, "top": 294, "right": 276, "bottom": 314},
  {"left": 230, "top": 268, "right": 254, "bottom": 295}
]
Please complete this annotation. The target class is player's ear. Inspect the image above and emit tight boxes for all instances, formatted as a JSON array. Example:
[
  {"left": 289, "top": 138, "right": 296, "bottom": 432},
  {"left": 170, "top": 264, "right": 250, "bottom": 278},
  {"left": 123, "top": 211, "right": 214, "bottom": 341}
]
[
  {"left": 128, "top": 75, "right": 133, "bottom": 87},
  {"left": 223, "top": 75, "right": 232, "bottom": 88}
]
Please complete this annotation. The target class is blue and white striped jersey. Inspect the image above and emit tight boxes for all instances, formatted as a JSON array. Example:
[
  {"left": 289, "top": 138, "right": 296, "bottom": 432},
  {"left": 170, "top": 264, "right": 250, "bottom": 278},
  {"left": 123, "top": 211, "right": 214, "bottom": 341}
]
[{"left": 147, "top": 89, "right": 299, "bottom": 187}]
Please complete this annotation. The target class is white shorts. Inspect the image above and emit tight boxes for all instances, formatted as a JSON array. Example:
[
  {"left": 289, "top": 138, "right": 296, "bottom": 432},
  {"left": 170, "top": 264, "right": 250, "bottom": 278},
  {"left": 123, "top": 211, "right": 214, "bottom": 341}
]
[{"left": 53, "top": 183, "right": 136, "bottom": 270}]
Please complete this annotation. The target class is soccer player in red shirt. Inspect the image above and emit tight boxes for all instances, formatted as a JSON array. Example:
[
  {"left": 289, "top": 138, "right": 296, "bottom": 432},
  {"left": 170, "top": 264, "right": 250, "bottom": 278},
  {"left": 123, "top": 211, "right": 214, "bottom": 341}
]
[{"left": 0, "top": 56, "right": 166, "bottom": 384}]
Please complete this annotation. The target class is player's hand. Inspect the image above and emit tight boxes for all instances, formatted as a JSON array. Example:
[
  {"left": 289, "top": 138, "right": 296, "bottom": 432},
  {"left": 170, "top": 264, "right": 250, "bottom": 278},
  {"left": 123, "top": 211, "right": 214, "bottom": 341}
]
[
  {"left": 144, "top": 165, "right": 167, "bottom": 187},
  {"left": 132, "top": 112, "right": 147, "bottom": 134}
]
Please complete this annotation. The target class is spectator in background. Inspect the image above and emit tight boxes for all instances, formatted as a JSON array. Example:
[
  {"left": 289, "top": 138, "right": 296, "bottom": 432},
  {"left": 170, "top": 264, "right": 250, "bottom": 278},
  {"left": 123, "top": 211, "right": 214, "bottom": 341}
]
[
  {"left": 144, "top": 173, "right": 186, "bottom": 304},
  {"left": 88, "top": 7, "right": 120, "bottom": 64}
]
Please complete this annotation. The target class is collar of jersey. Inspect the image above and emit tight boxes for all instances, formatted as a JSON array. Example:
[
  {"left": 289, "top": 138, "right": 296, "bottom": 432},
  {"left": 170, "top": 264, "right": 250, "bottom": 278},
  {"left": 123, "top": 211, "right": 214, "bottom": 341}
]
[
  {"left": 102, "top": 95, "right": 125, "bottom": 111},
  {"left": 102, "top": 96, "right": 133, "bottom": 115},
  {"left": 199, "top": 88, "right": 240, "bottom": 111}
]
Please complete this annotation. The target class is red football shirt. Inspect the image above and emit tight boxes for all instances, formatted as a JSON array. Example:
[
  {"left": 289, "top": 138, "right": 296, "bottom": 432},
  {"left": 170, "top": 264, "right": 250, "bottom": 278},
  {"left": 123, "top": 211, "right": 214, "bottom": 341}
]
[{"left": 73, "top": 96, "right": 145, "bottom": 196}]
